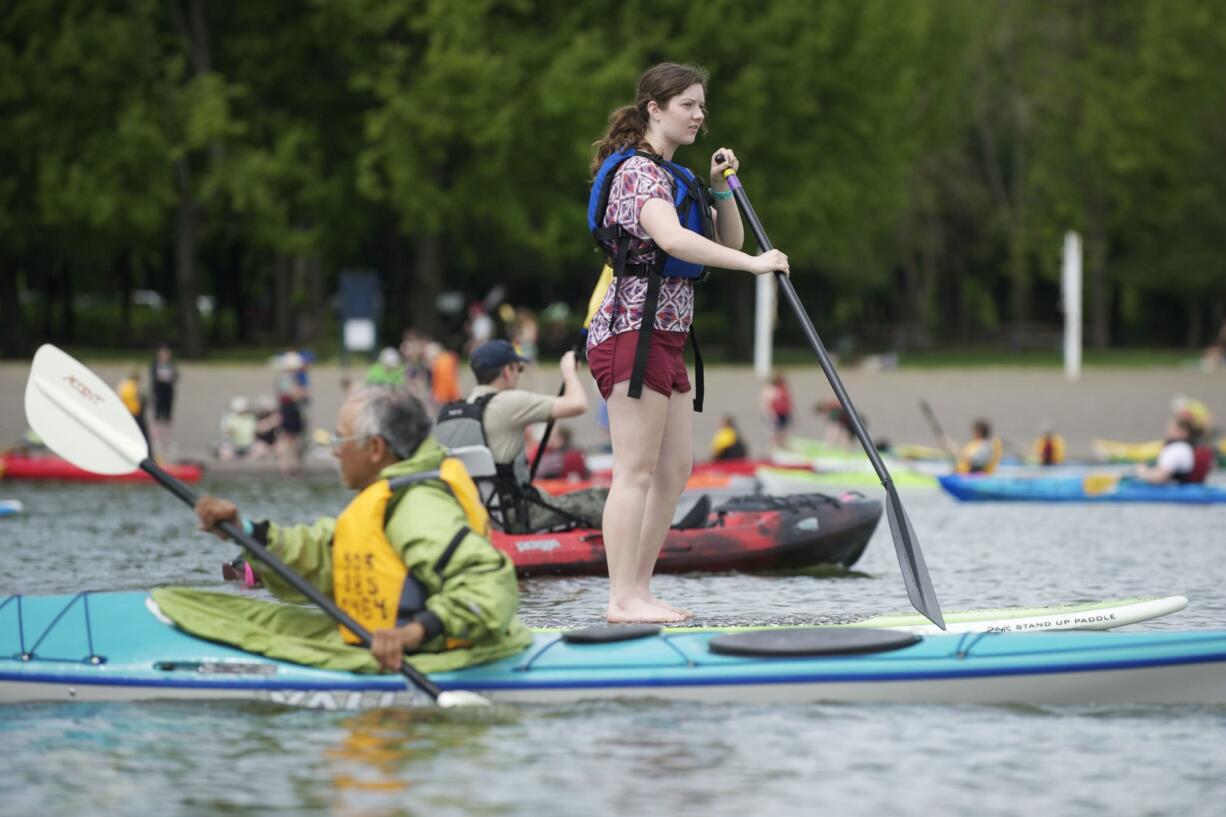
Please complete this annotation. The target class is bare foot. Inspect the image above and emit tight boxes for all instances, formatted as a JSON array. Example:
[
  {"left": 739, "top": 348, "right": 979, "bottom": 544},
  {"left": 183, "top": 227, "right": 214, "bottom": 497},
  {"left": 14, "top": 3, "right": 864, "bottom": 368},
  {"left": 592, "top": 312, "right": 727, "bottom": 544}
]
[
  {"left": 606, "top": 597, "right": 687, "bottom": 623},
  {"left": 645, "top": 594, "right": 692, "bottom": 619}
]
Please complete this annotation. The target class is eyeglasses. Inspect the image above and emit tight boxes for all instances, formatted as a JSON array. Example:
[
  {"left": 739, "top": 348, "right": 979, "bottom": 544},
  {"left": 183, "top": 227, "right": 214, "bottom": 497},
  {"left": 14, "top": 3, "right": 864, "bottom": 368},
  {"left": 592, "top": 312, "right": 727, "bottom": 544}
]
[{"left": 326, "top": 431, "right": 369, "bottom": 450}]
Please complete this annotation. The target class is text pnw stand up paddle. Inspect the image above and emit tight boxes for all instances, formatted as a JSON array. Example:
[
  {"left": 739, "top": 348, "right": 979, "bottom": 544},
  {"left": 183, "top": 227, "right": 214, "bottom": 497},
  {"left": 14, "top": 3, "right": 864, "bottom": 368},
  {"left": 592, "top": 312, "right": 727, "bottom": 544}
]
[
  {"left": 23, "top": 344, "right": 490, "bottom": 708},
  {"left": 717, "top": 158, "right": 946, "bottom": 629}
]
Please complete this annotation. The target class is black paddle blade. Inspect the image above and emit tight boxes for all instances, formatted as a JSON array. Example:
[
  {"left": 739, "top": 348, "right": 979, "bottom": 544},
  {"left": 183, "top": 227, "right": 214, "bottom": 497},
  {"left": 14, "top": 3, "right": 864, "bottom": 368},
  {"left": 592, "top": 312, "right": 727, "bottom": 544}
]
[{"left": 884, "top": 488, "right": 945, "bottom": 630}]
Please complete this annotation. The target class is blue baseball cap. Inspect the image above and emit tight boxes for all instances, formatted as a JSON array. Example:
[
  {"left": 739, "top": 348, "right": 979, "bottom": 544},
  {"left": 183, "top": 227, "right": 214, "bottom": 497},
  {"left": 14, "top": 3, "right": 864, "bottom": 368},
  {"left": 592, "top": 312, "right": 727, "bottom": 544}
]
[{"left": 470, "top": 340, "right": 530, "bottom": 376}]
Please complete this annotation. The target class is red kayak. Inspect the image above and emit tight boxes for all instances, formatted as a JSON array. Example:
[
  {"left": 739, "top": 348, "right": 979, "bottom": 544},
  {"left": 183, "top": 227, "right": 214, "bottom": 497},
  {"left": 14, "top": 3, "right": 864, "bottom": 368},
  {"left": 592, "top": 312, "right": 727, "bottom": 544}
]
[
  {"left": 224, "top": 493, "right": 882, "bottom": 583},
  {"left": 0, "top": 452, "right": 204, "bottom": 484},
  {"left": 492, "top": 492, "right": 881, "bottom": 577},
  {"left": 536, "top": 458, "right": 815, "bottom": 496},
  {"left": 535, "top": 469, "right": 749, "bottom": 497}
]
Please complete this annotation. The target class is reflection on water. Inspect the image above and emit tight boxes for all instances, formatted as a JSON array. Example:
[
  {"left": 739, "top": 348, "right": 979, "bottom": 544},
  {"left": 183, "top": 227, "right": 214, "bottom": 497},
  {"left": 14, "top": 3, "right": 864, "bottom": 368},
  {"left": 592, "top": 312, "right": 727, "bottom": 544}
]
[{"left": 1, "top": 479, "right": 1225, "bottom": 815}]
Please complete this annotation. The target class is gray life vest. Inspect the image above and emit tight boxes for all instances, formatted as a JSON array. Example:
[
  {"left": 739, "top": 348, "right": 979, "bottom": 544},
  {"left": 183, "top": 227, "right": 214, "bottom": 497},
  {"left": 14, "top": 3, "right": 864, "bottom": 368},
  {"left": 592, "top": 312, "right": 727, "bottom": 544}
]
[{"left": 433, "top": 392, "right": 531, "bottom": 486}]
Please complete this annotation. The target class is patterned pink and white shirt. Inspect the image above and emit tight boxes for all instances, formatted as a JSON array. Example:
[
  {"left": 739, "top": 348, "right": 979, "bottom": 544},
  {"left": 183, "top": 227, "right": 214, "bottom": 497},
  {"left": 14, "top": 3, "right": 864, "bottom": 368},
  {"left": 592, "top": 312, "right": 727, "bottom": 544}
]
[{"left": 587, "top": 155, "right": 695, "bottom": 349}]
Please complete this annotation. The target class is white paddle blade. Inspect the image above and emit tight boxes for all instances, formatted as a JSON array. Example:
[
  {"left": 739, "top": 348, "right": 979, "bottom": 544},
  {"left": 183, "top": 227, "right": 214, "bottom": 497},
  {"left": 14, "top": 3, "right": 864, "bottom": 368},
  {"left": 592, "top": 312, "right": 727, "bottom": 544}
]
[
  {"left": 24, "top": 344, "right": 149, "bottom": 474},
  {"left": 436, "top": 690, "right": 493, "bottom": 708}
]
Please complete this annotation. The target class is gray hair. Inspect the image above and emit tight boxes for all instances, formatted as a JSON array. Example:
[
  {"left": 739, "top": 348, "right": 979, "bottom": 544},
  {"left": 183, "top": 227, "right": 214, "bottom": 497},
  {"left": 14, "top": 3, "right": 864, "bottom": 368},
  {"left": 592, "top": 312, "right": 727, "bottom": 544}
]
[{"left": 349, "top": 387, "right": 431, "bottom": 460}]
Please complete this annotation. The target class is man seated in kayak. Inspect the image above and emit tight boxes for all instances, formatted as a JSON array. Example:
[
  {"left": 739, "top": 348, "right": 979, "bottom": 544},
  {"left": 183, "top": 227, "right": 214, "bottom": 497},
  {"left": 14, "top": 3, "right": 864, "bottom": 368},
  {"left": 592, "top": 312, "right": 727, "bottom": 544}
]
[
  {"left": 434, "top": 340, "right": 603, "bottom": 533},
  {"left": 947, "top": 418, "right": 1003, "bottom": 474},
  {"left": 153, "top": 387, "right": 531, "bottom": 674},
  {"left": 1136, "top": 414, "right": 1214, "bottom": 485}
]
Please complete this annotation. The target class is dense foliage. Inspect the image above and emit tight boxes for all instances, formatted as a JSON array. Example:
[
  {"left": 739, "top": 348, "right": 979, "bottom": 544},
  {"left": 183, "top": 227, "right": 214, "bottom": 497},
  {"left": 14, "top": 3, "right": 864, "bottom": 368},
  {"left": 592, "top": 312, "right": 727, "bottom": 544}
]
[{"left": 2, "top": 0, "right": 1223, "bottom": 358}]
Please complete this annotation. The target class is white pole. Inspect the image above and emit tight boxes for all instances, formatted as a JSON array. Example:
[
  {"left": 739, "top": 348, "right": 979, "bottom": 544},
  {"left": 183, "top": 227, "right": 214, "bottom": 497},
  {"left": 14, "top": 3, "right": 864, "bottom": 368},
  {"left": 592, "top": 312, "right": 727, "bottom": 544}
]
[
  {"left": 753, "top": 273, "right": 775, "bottom": 378},
  {"left": 1062, "top": 231, "right": 1082, "bottom": 382}
]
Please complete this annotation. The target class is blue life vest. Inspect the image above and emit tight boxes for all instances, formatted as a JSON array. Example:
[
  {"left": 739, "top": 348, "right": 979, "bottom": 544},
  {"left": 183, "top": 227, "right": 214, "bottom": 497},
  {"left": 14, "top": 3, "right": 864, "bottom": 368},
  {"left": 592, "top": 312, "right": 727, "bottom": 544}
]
[
  {"left": 587, "top": 148, "right": 714, "bottom": 279},
  {"left": 585, "top": 148, "right": 713, "bottom": 411}
]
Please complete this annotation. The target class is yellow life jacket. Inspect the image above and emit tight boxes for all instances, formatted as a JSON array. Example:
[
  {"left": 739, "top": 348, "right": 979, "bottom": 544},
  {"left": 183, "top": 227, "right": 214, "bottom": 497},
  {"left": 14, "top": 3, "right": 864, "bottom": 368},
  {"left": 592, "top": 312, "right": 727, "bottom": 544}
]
[
  {"left": 711, "top": 426, "right": 739, "bottom": 457},
  {"left": 1031, "top": 433, "right": 1066, "bottom": 466},
  {"left": 956, "top": 437, "right": 1003, "bottom": 475},
  {"left": 118, "top": 378, "right": 141, "bottom": 416},
  {"left": 331, "top": 457, "right": 490, "bottom": 645}
]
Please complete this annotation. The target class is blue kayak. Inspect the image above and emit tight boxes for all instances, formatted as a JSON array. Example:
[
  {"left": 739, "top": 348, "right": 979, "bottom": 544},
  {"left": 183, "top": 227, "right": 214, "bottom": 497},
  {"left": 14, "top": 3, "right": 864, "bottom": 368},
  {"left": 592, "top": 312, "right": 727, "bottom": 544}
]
[
  {"left": 0, "top": 499, "right": 22, "bottom": 519},
  {"left": 939, "top": 474, "right": 1226, "bottom": 504},
  {"left": 2, "top": 592, "right": 1224, "bottom": 707}
]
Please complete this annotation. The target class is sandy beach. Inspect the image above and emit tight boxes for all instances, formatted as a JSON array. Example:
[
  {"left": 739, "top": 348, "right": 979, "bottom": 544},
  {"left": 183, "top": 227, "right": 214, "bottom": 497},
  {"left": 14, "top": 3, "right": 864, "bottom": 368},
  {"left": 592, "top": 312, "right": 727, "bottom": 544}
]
[{"left": 3, "top": 357, "right": 1222, "bottom": 472}]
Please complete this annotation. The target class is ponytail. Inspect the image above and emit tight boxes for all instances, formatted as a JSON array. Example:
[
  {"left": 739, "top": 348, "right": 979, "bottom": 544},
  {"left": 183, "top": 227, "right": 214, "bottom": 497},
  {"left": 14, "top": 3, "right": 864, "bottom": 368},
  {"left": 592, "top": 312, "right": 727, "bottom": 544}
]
[{"left": 590, "top": 104, "right": 651, "bottom": 177}]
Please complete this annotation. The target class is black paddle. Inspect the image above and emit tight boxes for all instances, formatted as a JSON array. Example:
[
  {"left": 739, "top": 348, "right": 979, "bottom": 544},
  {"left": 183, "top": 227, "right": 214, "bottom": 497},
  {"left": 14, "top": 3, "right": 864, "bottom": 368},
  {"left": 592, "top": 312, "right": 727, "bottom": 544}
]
[
  {"left": 717, "top": 158, "right": 946, "bottom": 629},
  {"left": 24, "top": 343, "right": 490, "bottom": 707},
  {"left": 918, "top": 399, "right": 957, "bottom": 461},
  {"left": 529, "top": 340, "right": 586, "bottom": 481}
]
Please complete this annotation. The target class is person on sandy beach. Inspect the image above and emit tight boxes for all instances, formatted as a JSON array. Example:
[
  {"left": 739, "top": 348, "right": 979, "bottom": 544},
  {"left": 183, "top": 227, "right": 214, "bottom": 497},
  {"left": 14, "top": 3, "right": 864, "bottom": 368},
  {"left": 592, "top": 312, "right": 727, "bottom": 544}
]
[
  {"left": 149, "top": 344, "right": 178, "bottom": 458},
  {"left": 585, "top": 62, "right": 789, "bottom": 623},
  {"left": 760, "top": 371, "right": 793, "bottom": 450}
]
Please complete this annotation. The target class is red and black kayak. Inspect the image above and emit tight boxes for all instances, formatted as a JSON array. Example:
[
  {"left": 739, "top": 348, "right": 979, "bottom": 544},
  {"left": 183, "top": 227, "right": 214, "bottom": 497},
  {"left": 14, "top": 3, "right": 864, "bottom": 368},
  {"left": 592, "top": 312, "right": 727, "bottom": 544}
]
[
  {"left": 224, "top": 493, "right": 881, "bottom": 583},
  {"left": 0, "top": 452, "right": 204, "bottom": 484},
  {"left": 495, "top": 492, "right": 881, "bottom": 576}
]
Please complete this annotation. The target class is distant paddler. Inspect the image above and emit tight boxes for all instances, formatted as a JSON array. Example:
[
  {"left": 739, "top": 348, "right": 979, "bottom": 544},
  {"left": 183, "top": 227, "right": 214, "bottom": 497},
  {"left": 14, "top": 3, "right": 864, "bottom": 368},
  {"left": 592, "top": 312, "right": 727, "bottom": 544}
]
[
  {"left": 945, "top": 418, "right": 1003, "bottom": 475},
  {"left": 1135, "top": 411, "right": 1214, "bottom": 486},
  {"left": 166, "top": 387, "right": 531, "bottom": 674},
  {"left": 1030, "top": 424, "right": 1067, "bottom": 466}
]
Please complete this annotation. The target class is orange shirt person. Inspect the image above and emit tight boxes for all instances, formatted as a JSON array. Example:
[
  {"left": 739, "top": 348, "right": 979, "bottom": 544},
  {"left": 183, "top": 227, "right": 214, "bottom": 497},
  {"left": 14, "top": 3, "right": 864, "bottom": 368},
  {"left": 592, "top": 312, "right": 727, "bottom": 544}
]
[{"left": 427, "top": 342, "right": 462, "bottom": 406}]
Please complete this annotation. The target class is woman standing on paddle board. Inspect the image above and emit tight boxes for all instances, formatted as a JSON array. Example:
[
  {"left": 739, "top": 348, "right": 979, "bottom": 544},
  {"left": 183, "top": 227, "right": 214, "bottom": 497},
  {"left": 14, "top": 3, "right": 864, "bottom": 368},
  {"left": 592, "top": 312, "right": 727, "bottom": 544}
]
[{"left": 587, "top": 63, "right": 790, "bottom": 622}]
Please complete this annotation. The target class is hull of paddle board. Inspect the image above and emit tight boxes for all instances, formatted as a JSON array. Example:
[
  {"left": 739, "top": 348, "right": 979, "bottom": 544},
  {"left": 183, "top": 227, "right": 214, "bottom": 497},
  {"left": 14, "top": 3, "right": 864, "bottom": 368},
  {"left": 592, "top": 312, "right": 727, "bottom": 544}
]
[{"left": 0, "top": 592, "right": 1213, "bottom": 708}]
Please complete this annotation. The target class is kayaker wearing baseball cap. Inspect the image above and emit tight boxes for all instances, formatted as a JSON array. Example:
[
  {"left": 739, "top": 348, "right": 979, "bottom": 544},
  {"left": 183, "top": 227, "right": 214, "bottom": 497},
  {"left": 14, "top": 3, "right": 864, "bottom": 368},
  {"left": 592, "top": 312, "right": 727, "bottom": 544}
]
[
  {"left": 152, "top": 387, "right": 531, "bottom": 674},
  {"left": 434, "top": 340, "right": 600, "bottom": 533}
]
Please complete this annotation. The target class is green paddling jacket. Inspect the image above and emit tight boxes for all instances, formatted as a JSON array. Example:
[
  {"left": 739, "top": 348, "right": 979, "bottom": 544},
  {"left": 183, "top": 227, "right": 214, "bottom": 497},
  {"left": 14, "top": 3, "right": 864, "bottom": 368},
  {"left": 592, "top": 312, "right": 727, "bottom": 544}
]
[{"left": 153, "top": 437, "right": 532, "bottom": 674}]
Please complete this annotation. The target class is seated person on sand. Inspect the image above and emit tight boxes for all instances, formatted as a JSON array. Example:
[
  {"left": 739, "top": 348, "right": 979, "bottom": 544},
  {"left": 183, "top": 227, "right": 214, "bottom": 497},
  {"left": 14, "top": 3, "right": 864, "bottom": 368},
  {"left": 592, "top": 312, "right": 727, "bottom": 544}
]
[
  {"left": 948, "top": 419, "right": 1003, "bottom": 475},
  {"left": 216, "top": 397, "right": 258, "bottom": 461},
  {"left": 815, "top": 398, "right": 854, "bottom": 449},
  {"left": 117, "top": 368, "right": 151, "bottom": 448},
  {"left": 711, "top": 415, "right": 748, "bottom": 461},
  {"left": 365, "top": 347, "right": 406, "bottom": 387},
  {"left": 1136, "top": 415, "right": 1214, "bottom": 486},
  {"left": 434, "top": 340, "right": 605, "bottom": 533},
  {"left": 154, "top": 387, "right": 531, "bottom": 675},
  {"left": 248, "top": 396, "right": 280, "bottom": 460}
]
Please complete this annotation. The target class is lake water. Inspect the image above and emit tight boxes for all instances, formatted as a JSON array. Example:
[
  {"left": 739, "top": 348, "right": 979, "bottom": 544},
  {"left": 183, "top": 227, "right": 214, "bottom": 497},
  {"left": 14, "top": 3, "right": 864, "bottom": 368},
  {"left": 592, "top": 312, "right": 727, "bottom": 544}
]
[{"left": 1, "top": 476, "right": 1224, "bottom": 816}]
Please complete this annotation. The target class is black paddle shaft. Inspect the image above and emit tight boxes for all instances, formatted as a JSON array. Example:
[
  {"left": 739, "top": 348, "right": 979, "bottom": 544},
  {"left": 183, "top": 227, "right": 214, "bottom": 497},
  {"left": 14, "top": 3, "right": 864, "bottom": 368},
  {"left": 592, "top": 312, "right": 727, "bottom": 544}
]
[
  {"left": 139, "top": 458, "right": 446, "bottom": 700},
  {"left": 720, "top": 172, "right": 891, "bottom": 483},
  {"left": 528, "top": 340, "right": 586, "bottom": 482},
  {"left": 918, "top": 399, "right": 947, "bottom": 444},
  {"left": 717, "top": 161, "right": 945, "bottom": 629}
]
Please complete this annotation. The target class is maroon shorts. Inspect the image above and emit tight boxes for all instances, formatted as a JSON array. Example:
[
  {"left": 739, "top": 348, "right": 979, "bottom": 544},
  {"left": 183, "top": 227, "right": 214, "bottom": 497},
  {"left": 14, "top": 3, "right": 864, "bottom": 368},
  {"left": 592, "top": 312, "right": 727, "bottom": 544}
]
[{"left": 588, "top": 330, "right": 691, "bottom": 401}]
